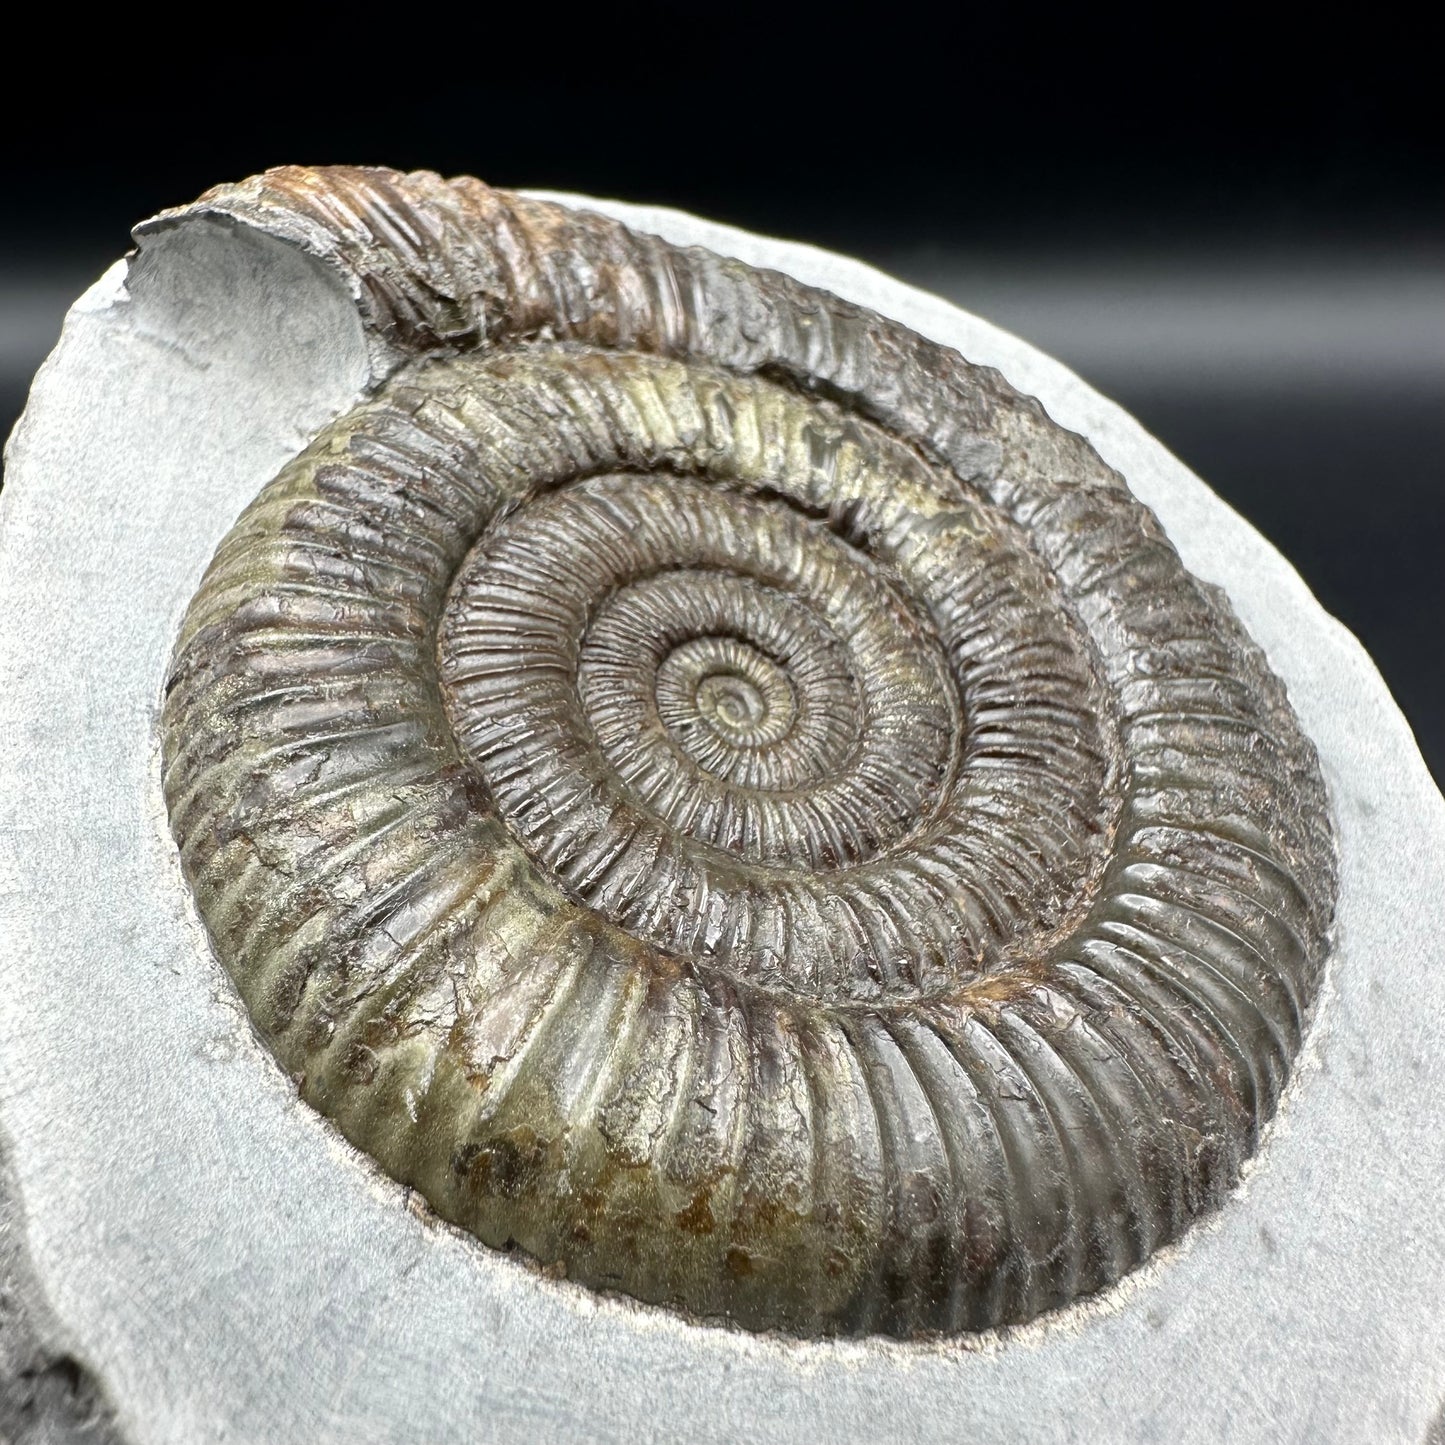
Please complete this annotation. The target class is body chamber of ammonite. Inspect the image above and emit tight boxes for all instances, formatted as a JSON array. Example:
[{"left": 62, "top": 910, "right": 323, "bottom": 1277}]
[{"left": 158, "top": 166, "right": 1337, "bottom": 1339}]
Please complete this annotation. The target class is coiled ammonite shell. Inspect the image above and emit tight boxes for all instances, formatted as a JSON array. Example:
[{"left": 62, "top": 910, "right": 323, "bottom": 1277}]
[{"left": 160, "top": 166, "right": 1337, "bottom": 1338}]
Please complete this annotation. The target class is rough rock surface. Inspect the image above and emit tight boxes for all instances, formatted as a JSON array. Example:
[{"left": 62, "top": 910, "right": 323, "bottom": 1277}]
[{"left": 1, "top": 1135, "right": 119, "bottom": 1444}]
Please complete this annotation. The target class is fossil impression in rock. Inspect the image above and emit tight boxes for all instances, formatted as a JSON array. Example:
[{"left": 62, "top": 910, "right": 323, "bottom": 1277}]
[{"left": 159, "top": 166, "right": 1338, "bottom": 1338}]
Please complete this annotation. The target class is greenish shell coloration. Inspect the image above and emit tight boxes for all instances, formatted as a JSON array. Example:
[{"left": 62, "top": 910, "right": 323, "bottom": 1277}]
[{"left": 159, "top": 166, "right": 1337, "bottom": 1337}]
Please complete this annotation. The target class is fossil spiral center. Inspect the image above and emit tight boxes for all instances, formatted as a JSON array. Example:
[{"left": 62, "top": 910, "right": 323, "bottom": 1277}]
[
  {"left": 439, "top": 471, "right": 974, "bottom": 997},
  {"left": 697, "top": 667, "right": 767, "bottom": 732},
  {"left": 669, "top": 640, "right": 793, "bottom": 751}
]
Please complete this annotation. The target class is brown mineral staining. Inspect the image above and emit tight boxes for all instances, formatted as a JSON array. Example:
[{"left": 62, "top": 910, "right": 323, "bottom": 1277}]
[
  {"left": 159, "top": 166, "right": 1337, "bottom": 1338},
  {"left": 675, "top": 1193, "right": 717, "bottom": 1236},
  {"left": 726, "top": 1248, "right": 755, "bottom": 1280}
]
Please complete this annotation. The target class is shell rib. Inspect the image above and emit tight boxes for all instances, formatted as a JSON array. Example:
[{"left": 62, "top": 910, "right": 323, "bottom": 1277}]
[{"left": 158, "top": 166, "right": 1337, "bottom": 1337}]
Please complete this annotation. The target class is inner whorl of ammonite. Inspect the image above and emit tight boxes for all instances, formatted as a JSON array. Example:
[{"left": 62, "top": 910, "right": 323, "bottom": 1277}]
[
  {"left": 158, "top": 166, "right": 1337, "bottom": 1340},
  {"left": 439, "top": 464, "right": 1096, "bottom": 1002}
]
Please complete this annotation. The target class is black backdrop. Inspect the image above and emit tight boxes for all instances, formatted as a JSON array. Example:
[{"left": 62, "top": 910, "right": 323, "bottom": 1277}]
[{"left": 2, "top": 9, "right": 1439, "bottom": 778}]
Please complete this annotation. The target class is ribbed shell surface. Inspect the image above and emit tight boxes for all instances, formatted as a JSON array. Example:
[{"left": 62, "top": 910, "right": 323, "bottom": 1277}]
[{"left": 157, "top": 166, "right": 1337, "bottom": 1338}]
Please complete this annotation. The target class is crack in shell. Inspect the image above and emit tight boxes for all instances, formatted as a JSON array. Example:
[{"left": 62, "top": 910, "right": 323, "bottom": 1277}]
[{"left": 158, "top": 166, "right": 1337, "bottom": 1338}]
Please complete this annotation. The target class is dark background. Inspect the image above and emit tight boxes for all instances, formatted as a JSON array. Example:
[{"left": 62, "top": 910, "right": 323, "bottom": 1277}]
[{"left": 2, "top": 12, "right": 1439, "bottom": 780}]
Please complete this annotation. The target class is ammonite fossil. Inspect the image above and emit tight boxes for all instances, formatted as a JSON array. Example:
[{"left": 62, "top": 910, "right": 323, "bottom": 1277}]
[{"left": 159, "top": 166, "right": 1337, "bottom": 1338}]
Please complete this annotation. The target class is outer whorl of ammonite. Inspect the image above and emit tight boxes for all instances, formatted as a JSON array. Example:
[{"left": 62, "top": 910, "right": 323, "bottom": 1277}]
[{"left": 159, "top": 166, "right": 1337, "bottom": 1338}]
